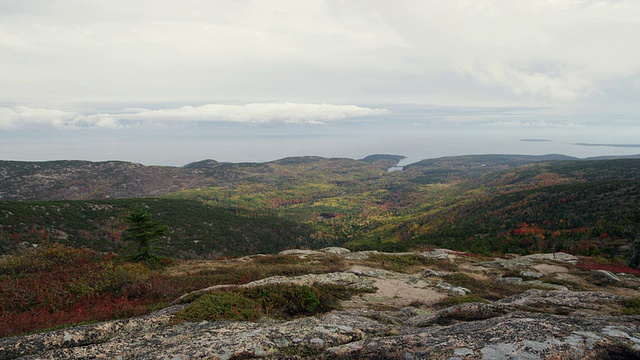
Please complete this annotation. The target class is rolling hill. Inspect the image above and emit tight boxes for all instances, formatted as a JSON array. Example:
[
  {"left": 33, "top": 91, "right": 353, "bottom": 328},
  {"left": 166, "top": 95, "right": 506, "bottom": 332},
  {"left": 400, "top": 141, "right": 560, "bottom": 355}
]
[{"left": 2, "top": 154, "right": 639, "bottom": 262}]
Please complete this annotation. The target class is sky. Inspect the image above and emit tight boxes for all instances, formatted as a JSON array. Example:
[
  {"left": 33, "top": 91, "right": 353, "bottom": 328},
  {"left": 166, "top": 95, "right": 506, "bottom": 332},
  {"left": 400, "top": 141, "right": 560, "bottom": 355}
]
[{"left": 1, "top": 0, "right": 639, "bottom": 166}]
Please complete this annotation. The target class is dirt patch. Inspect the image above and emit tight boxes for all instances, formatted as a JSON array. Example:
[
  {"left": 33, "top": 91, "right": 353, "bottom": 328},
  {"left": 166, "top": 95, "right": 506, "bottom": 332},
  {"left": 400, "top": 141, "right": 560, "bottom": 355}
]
[{"left": 343, "top": 271, "right": 446, "bottom": 310}]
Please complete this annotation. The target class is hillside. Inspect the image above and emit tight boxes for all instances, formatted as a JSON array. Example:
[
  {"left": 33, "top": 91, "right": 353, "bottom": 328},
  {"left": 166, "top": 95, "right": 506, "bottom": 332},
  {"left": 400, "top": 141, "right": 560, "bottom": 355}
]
[
  {"left": 350, "top": 159, "right": 640, "bottom": 257},
  {"left": 0, "top": 160, "right": 211, "bottom": 201},
  {"left": 0, "top": 199, "right": 314, "bottom": 258},
  {"left": 2, "top": 155, "right": 640, "bottom": 262}
]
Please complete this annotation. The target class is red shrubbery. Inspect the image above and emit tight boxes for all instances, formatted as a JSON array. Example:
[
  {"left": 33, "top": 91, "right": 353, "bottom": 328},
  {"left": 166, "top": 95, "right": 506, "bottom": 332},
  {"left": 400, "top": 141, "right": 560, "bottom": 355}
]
[
  {"left": 0, "top": 243, "right": 206, "bottom": 338},
  {"left": 576, "top": 257, "right": 640, "bottom": 276}
]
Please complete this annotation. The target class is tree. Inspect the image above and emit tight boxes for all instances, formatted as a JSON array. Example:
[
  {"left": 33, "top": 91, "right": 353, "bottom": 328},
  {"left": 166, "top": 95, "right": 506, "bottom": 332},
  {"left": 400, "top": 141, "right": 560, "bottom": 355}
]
[{"left": 122, "top": 208, "right": 168, "bottom": 261}]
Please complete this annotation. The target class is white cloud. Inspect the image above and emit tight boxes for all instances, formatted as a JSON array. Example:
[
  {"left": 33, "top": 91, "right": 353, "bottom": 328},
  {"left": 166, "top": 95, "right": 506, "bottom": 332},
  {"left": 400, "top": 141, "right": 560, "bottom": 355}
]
[
  {"left": 337, "top": 0, "right": 640, "bottom": 101},
  {"left": 0, "top": 103, "right": 389, "bottom": 130},
  {"left": 0, "top": 0, "right": 638, "bottom": 105}
]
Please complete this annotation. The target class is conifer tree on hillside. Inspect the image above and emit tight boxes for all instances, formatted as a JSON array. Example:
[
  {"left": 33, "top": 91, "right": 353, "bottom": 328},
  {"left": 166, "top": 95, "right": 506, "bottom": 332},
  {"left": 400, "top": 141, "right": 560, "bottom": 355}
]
[{"left": 123, "top": 208, "right": 168, "bottom": 261}]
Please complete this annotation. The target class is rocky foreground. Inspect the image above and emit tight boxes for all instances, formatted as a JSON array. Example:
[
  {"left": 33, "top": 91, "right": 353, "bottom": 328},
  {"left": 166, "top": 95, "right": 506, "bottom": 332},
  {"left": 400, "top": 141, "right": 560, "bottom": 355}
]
[{"left": 2, "top": 248, "right": 640, "bottom": 359}]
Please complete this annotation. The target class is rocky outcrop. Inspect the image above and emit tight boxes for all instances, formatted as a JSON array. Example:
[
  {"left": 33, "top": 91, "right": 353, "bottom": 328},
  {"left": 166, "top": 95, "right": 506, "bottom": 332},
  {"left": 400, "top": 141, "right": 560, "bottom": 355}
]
[
  {"left": 325, "top": 312, "right": 640, "bottom": 359},
  {"left": 2, "top": 251, "right": 640, "bottom": 359},
  {"left": 175, "top": 271, "right": 373, "bottom": 303},
  {"left": 2, "top": 293, "right": 638, "bottom": 359}
]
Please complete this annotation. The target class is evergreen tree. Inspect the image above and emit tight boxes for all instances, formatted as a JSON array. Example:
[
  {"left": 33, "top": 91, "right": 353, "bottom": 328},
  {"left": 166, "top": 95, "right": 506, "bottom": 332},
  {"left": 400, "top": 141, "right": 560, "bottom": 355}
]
[{"left": 122, "top": 208, "right": 168, "bottom": 261}]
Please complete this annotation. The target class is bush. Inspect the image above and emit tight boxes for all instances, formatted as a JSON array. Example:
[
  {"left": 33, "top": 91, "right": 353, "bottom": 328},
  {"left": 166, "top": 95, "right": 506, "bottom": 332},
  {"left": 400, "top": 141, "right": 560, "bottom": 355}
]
[
  {"left": 176, "top": 292, "right": 261, "bottom": 322},
  {"left": 434, "top": 295, "right": 489, "bottom": 308},
  {"left": 620, "top": 297, "right": 640, "bottom": 315},
  {"left": 176, "top": 283, "right": 362, "bottom": 322},
  {"left": 443, "top": 273, "right": 531, "bottom": 301},
  {"left": 0, "top": 243, "right": 210, "bottom": 338},
  {"left": 364, "top": 253, "right": 458, "bottom": 273}
]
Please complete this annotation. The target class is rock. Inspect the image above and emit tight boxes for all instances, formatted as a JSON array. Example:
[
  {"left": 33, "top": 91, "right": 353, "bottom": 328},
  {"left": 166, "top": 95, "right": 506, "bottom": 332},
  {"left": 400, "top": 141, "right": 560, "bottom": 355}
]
[
  {"left": 592, "top": 270, "right": 621, "bottom": 283},
  {"left": 343, "top": 251, "right": 380, "bottom": 260},
  {"left": 176, "top": 272, "right": 372, "bottom": 303},
  {"left": 278, "top": 249, "right": 321, "bottom": 256},
  {"left": 0, "top": 305, "right": 183, "bottom": 359},
  {"left": 0, "top": 312, "right": 391, "bottom": 359},
  {"left": 324, "top": 313, "right": 640, "bottom": 359},
  {"left": 347, "top": 268, "right": 390, "bottom": 277},
  {"left": 523, "top": 280, "right": 569, "bottom": 291},
  {"left": 435, "top": 282, "right": 471, "bottom": 296},
  {"left": 321, "top": 247, "right": 351, "bottom": 254},
  {"left": 498, "top": 290, "right": 621, "bottom": 313},
  {"left": 480, "top": 252, "right": 579, "bottom": 269},
  {"left": 406, "top": 302, "right": 506, "bottom": 326},
  {"left": 520, "top": 269, "right": 544, "bottom": 279},
  {"left": 421, "top": 269, "right": 452, "bottom": 277},
  {"left": 5, "top": 249, "right": 640, "bottom": 359},
  {"left": 421, "top": 250, "right": 453, "bottom": 260},
  {"left": 497, "top": 277, "right": 523, "bottom": 284},
  {"left": 522, "top": 252, "right": 578, "bottom": 265},
  {"left": 479, "top": 257, "right": 535, "bottom": 269}
]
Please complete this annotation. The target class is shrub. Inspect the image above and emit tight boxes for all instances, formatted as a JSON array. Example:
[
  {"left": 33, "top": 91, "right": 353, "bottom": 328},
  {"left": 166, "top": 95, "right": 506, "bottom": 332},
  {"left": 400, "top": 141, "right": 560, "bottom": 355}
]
[
  {"left": 0, "top": 243, "right": 207, "bottom": 338},
  {"left": 621, "top": 297, "right": 640, "bottom": 315},
  {"left": 443, "top": 273, "right": 532, "bottom": 301},
  {"left": 364, "top": 253, "right": 457, "bottom": 273},
  {"left": 434, "top": 295, "right": 489, "bottom": 308},
  {"left": 176, "top": 292, "right": 261, "bottom": 322},
  {"left": 176, "top": 283, "right": 363, "bottom": 323}
]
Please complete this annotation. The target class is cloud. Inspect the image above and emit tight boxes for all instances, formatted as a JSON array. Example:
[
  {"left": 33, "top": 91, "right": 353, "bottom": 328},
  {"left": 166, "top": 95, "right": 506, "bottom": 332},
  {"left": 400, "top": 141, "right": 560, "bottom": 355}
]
[
  {"left": 339, "top": 0, "right": 640, "bottom": 101},
  {"left": 574, "top": 143, "right": 640, "bottom": 148},
  {"left": 462, "top": 64, "right": 598, "bottom": 101},
  {"left": 0, "top": 103, "right": 389, "bottom": 130},
  {"left": 0, "top": 1, "right": 638, "bottom": 105}
]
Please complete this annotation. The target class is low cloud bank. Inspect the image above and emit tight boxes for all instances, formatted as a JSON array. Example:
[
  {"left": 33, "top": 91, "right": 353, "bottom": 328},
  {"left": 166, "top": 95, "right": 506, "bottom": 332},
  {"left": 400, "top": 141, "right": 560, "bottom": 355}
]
[{"left": 0, "top": 103, "right": 389, "bottom": 130}]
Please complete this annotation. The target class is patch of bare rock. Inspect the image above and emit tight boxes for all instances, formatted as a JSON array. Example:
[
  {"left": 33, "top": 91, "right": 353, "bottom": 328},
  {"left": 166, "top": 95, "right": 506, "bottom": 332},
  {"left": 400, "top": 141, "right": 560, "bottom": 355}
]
[{"left": 2, "top": 249, "right": 640, "bottom": 359}]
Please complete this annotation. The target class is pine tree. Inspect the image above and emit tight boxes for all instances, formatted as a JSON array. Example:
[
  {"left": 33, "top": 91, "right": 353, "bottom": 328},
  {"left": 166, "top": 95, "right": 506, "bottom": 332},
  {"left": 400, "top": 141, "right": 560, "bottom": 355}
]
[{"left": 122, "top": 208, "right": 168, "bottom": 261}]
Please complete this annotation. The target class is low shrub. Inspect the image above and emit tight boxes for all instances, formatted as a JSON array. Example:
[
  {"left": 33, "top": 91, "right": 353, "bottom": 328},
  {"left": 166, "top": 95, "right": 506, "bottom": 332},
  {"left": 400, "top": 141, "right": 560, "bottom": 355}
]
[
  {"left": 0, "top": 243, "right": 222, "bottom": 338},
  {"left": 176, "top": 292, "right": 261, "bottom": 322},
  {"left": 576, "top": 259, "right": 640, "bottom": 276},
  {"left": 621, "top": 297, "right": 640, "bottom": 315},
  {"left": 434, "top": 295, "right": 489, "bottom": 308},
  {"left": 443, "top": 273, "right": 531, "bottom": 301},
  {"left": 176, "top": 283, "right": 362, "bottom": 322},
  {"left": 0, "top": 244, "right": 354, "bottom": 338},
  {"left": 364, "top": 253, "right": 458, "bottom": 273}
]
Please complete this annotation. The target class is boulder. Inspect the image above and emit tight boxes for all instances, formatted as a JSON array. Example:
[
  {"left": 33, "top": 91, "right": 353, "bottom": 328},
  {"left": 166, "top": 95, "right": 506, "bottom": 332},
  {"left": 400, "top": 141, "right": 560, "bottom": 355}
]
[
  {"left": 321, "top": 247, "right": 351, "bottom": 254},
  {"left": 496, "top": 277, "right": 523, "bottom": 284},
  {"left": 522, "top": 252, "right": 578, "bottom": 265},
  {"left": 422, "top": 269, "right": 452, "bottom": 277},
  {"left": 435, "top": 282, "right": 471, "bottom": 296}
]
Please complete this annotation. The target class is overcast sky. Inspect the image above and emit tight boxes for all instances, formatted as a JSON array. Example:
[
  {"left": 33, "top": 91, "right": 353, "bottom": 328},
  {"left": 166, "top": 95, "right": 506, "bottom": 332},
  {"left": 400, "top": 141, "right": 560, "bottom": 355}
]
[{"left": 1, "top": 0, "right": 639, "bottom": 165}]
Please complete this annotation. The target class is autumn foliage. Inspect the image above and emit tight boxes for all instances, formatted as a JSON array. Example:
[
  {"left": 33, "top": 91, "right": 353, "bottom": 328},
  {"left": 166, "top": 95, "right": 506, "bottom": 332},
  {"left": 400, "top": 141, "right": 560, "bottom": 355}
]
[{"left": 0, "top": 243, "right": 199, "bottom": 338}]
